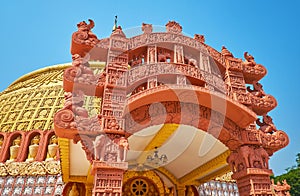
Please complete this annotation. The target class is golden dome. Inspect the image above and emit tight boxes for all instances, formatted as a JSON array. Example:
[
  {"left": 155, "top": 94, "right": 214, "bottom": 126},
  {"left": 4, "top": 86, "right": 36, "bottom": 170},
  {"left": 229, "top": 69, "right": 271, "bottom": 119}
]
[{"left": 0, "top": 62, "right": 104, "bottom": 132}]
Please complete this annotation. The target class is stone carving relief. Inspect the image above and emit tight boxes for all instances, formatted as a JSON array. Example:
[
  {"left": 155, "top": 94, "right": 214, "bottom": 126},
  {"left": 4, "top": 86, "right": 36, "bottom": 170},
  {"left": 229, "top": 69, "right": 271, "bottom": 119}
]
[
  {"left": 71, "top": 19, "right": 99, "bottom": 56},
  {"left": 256, "top": 114, "right": 277, "bottom": 134},
  {"left": 129, "top": 33, "right": 205, "bottom": 51},
  {"left": 243, "top": 52, "right": 257, "bottom": 67},
  {"left": 53, "top": 19, "right": 291, "bottom": 196},
  {"left": 194, "top": 34, "right": 205, "bottom": 43},
  {"left": 156, "top": 48, "right": 172, "bottom": 63},
  {"left": 247, "top": 81, "right": 277, "bottom": 115},
  {"left": 7, "top": 136, "right": 21, "bottom": 163},
  {"left": 260, "top": 130, "right": 289, "bottom": 155},
  {"left": 166, "top": 21, "right": 182, "bottom": 34},
  {"left": 184, "top": 55, "right": 197, "bottom": 67},
  {"left": 247, "top": 81, "right": 266, "bottom": 98},
  {"left": 142, "top": 23, "right": 153, "bottom": 34},
  {"left": 46, "top": 135, "right": 59, "bottom": 161},
  {"left": 93, "top": 134, "right": 128, "bottom": 162},
  {"left": 271, "top": 179, "right": 291, "bottom": 196},
  {"left": 0, "top": 160, "right": 61, "bottom": 176},
  {"left": 26, "top": 135, "right": 40, "bottom": 162},
  {"left": 221, "top": 46, "right": 233, "bottom": 58},
  {"left": 227, "top": 145, "right": 269, "bottom": 173},
  {"left": 54, "top": 91, "right": 103, "bottom": 134},
  {"left": 64, "top": 54, "right": 106, "bottom": 87}
]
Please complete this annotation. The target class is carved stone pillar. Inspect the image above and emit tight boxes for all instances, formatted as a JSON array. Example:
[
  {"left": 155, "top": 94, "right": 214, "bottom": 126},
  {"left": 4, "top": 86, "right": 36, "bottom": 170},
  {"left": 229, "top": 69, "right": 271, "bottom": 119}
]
[
  {"left": 91, "top": 161, "right": 128, "bottom": 196},
  {"left": 147, "top": 77, "right": 157, "bottom": 89},
  {"left": 224, "top": 69, "right": 251, "bottom": 105},
  {"left": 147, "top": 45, "right": 157, "bottom": 64},
  {"left": 199, "top": 52, "right": 211, "bottom": 73},
  {"left": 174, "top": 45, "right": 184, "bottom": 64},
  {"left": 91, "top": 27, "right": 129, "bottom": 196},
  {"left": 227, "top": 145, "right": 273, "bottom": 196}
]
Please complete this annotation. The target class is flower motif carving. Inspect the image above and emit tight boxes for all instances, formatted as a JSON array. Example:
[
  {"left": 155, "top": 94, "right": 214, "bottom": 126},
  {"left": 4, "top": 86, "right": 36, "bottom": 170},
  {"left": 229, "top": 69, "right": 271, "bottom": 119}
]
[{"left": 0, "top": 160, "right": 61, "bottom": 176}]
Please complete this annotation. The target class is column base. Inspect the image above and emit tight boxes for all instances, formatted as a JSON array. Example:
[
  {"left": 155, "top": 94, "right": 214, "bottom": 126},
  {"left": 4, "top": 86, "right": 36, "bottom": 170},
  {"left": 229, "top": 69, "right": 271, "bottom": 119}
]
[
  {"left": 233, "top": 168, "right": 273, "bottom": 196},
  {"left": 91, "top": 161, "right": 128, "bottom": 196}
]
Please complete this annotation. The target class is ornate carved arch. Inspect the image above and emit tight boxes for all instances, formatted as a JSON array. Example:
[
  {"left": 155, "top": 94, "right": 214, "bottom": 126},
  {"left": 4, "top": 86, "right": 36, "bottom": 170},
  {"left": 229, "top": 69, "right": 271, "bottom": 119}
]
[
  {"left": 0, "top": 131, "right": 25, "bottom": 162},
  {"left": 18, "top": 130, "right": 42, "bottom": 162}
]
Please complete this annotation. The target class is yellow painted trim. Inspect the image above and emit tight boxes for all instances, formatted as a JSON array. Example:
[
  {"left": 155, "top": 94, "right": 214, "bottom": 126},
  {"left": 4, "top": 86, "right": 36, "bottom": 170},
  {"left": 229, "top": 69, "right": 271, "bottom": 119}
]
[
  {"left": 69, "top": 176, "right": 88, "bottom": 183},
  {"left": 179, "top": 150, "right": 230, "bottom": 184},
  {"left": 197, "top": 165, "right": 231, "bottom": 184},
  {"left": 9, "top": 64, "right": 71, "bottom": 87},
  {"left": 9, "top": 61, "right": 105, "bottom": 87},
  {"left": 156, "top": 166, "right": 179, "bottom": 186},
  {"left": 136, "top": 124, "right": 179, "bottom": 164},
  {"left": 86, "top": 164, "right": 94, "bottom": 185},
  {"left": 58, "top": 137, "right": 70, "bottom": 183}
]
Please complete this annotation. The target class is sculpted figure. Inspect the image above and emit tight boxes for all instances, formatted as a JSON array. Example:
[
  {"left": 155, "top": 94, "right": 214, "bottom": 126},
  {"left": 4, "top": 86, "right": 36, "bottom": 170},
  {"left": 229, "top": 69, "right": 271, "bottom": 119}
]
[
  {"left": 165, "top": 21, "right": 182, "bottom": 34},
  {"left": 247, "top": 81, "right": 266, "bottom": 98},
  {"left": 47, "top": 135, "right": 59, "bottom": 161},
  {"left": 7, "top": 136, "right": 21, "bottom": 163},
  {"left": 142, "top": 23, "right": 153, "bottom": 34},
  {"left": 75, "top": 19, "right": 98, "bottom": 45},
  {"left": 256, "top": 114, "right": 278, "bottom": 133},
  {"left": 26, "top": 135, "right": 40, "bottom": 162},
  {"left": 117, "top": 137, "right": 129, "bottom": 162},
  {"left": 93, "top": 135, "right": 107, "bottom": 161},
  {"left": 194, "top": 34, "right": 205, "bottom": 43},
  {"left": 158, "top": 50, "right": 170, "bottom": 62},
  {"left": 184, "top": 55, "right": 197, "bottom": 67},
  {"left": 149, "top": 47, "right": 156, "bottom": 63},
  {"left": 243, "top": 52, "right": 256, "bottom": 66},
  {"left": 63, "top": 91, "right": 88, "bottom": 118},
  {"left": 71, "top": 19, "right": 99, "bottom": 56},
  {"left": 69, "top": 183, "right": 79, "bottom": 196},
  {"left": 0, "top": 137, "right": 3, "bottom": 151},
  {"left": 107, "top": 119, "right": 120, "bottom": 130},
  {"left": 228, "top": 146, "right": 269, "bottom": 173}
]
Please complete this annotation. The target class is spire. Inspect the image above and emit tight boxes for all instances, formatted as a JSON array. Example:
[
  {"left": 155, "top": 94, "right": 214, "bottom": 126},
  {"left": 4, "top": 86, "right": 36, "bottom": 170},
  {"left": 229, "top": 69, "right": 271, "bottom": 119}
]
[{"left": 112, "top": 15, "right": 118, "bottom": 32}]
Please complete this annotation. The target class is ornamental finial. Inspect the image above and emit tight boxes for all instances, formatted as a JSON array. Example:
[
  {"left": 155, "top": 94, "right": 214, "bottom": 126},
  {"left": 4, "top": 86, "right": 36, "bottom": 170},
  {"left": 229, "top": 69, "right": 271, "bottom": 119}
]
[{"left": 112, "top": 15, "right": 118, "bottom": 32}]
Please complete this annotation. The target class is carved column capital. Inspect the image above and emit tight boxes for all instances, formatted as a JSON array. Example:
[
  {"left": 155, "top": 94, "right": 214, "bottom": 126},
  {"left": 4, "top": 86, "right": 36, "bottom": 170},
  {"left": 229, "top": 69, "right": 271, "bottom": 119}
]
[{"left": 227, "top": 145, "right": 274, "bottom": 196}]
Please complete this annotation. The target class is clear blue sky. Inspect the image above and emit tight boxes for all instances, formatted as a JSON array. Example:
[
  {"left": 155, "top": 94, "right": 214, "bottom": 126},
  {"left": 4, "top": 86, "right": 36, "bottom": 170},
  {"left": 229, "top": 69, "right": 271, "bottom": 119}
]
[{"left": 1, "top": 0, "right": 300, "bottom": 176}]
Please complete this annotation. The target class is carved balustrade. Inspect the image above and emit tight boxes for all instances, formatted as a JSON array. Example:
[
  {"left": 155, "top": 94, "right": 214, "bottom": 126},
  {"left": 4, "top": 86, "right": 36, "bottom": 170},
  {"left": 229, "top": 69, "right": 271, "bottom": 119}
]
[{"left": 127, "top": 62, "right": 225, "bottom": 93}]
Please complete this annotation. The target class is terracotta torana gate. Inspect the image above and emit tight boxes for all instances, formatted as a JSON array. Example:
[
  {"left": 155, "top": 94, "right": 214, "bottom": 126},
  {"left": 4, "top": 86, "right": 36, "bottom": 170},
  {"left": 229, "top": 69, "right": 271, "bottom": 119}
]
[{"left": 54, "top": 19, "right": 289, "bottom": 196}]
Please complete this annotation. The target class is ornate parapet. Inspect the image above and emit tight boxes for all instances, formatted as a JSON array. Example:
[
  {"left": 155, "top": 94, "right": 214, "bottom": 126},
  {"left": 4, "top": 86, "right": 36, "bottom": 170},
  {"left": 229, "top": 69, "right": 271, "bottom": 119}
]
[
  {"left": 127, "top": 62, "right": 225, "bottom": 93},
  {"left": 71, "top": 19, "right": 99, "bottom": 57}
]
